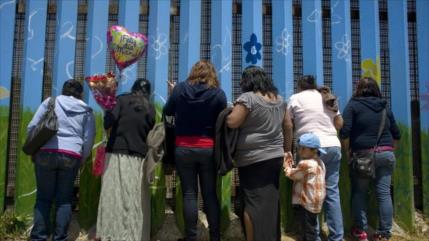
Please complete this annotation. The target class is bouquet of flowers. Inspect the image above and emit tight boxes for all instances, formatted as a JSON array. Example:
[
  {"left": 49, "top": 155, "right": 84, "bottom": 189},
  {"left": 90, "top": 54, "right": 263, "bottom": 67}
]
[
  {"left": 85, "top": 72, "right": 117, "bottom": 110},
  {"left": 85, "top": 72, "right": 118, "bottom": 176}
]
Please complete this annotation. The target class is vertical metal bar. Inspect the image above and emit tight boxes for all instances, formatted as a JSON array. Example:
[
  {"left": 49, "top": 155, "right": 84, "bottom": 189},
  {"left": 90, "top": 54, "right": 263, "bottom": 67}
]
[
  {"left": 15, "top": 0, "right": 49, "bottom": 216},
  {"left": 331, "top": 0, "right": 352, "bottom": 108},
  {"left": 84, "top": 0, "right": 109, "bottom": 111},
  {"left": 146, "top": 0, "right": 171, "bottom": 234},
  {"left": 175, "top": 1, "right": 202, "bottom": 233},
  {"left": 330, "top": 0, "right": 353, "bottom": 232},
  {"left": 388, "top": 0, "right": 415, "bottom": 232},
  {"left": 211, "top": 0, "right": 233, "bottom": 232},
  {"left": 0, "top": 0, "right": 16, "bottom": 213},
  {"left": 79, "top": 0, "right": 109, "bottom": 229},
  {"left": 117, "top": 0, "right": 141, "bottom": 93},
  {"left": 359, "top": 0, "right": 381, "bottom": 85},
  {"left": 417, "top": 0, "right": 429, "bottom": 217},
  {"left": 211, "top": 0, "right": 232, "bottom": 102},
  {"left": 359, "top": 0, "right": 382, "bottom": 228},
  {"left": 301, "top": 0, "right": 324, "bottom": 85},
  {"left": 271, "top": 0, "right": 294, "bottom": 232},
  {"left": 52, "top": 0, "right": 78, "bottom": 96},
  {"left": 147, "top": 0, "right": 171, "bottom": 107},
  {"left": 272, "top": 0, "right": 294, "bottom": 99},
  {"left": 178, "top": 0, "right": 201, "bottom": 82},
  {"left": 241, "top": 0, "right": 263, "bottom": 68}
]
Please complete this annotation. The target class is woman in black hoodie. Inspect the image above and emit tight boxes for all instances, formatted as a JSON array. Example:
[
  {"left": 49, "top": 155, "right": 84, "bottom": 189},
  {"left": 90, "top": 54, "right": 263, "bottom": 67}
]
[
  {"left": 340, "top": 77, "right": 400, "bottom": 241},
  {"left": 164, "top": 60, "right": 227, "bottom": 241}
]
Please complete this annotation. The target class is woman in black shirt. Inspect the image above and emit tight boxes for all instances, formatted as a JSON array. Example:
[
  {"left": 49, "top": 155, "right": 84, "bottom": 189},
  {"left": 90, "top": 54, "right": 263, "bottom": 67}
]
[{"left": 97, "top": 78, "right": 155, "bottom": 241}]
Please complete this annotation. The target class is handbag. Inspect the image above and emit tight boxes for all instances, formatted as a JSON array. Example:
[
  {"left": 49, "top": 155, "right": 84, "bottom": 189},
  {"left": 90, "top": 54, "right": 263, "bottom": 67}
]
[
  {"left": 351, "top": 108, "right": 387, "bottom": 178},
  {"left": 22, "top": 97, "right": 58, "bottom": 155}
]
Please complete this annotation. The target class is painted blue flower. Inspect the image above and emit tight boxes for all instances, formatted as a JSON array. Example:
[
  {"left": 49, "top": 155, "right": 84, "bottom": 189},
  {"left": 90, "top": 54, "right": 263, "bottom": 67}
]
[{"left": 243, "top": 33, "right": 262, "bottom": 64}]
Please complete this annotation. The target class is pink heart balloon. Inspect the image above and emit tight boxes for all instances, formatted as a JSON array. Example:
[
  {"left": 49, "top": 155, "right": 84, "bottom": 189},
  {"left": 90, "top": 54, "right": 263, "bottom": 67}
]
[{"left": 107, "top": 25, "right": 148, "bottom": 71}]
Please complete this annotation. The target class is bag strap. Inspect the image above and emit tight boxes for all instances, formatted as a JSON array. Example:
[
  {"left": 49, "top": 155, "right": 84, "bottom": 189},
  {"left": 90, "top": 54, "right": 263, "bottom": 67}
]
[
  {"left": 47, "top": 96, "right": 56, "bottom": 111},
  {"left": 374, "top": 108, "right": 387, "bottom": 149}
]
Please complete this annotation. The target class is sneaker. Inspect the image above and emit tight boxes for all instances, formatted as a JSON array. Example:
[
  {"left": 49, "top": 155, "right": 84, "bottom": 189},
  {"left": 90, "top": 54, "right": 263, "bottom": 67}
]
[
  {"left": 351, "top": 227, "right": 368, "bottom": 241},
  {"left": 372, "top": 233, "right": 390, "bottom": 241}
]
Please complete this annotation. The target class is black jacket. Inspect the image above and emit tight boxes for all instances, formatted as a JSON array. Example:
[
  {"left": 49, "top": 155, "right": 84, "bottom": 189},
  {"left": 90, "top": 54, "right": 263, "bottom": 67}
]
[
  {"left": 105, "top": 93, "right": 156, "bottom": 157},
  {"left": 340, "top": 96, "right": 401, "bottom": 151},
  {"left": 164, "top": 81, "right": 227, "bottom": 138},
  {"left": 215, "top": 108, "right": 239, "bottom": 175}
]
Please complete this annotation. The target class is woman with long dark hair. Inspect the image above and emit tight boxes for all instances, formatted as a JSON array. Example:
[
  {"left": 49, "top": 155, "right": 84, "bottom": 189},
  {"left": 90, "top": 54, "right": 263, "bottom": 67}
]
[
  {"left": 340, "top": 77, "right": 400, "bottom": 241},
  {"left": 226, "top": 66, "right": 291, "bottom": 241},
  {"left": 96, "top": 78, "right": 156, "bottom": 241},
  {"left": 164, "top": 60, "right": 227, "bottom": 241}
]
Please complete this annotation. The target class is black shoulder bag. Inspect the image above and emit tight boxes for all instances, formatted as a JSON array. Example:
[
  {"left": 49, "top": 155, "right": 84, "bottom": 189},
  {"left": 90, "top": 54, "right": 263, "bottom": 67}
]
[
  {"left": 23, "top": 97, "right": 58, "bottom": 155},
  {"left": 351, "top": 109, "right": 386, "bottom": 178}
]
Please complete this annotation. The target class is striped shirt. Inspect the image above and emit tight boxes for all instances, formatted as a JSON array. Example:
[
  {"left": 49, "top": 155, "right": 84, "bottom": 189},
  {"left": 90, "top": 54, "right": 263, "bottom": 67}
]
[{"left": 285, "top": 158, "right": 326, "bottom": 213}]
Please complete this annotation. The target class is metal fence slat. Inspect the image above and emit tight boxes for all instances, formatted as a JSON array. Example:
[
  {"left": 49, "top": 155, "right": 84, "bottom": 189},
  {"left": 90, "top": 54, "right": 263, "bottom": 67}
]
[
  {"left": 15, "top": 0, "right": 49, "bottom": 216},
  {"left": 0, "top": 0, "right": 16, "bottom": 213}
]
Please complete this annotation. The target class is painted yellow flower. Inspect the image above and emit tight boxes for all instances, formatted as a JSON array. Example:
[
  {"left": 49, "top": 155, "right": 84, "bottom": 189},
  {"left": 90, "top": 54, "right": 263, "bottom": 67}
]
[
  {"left": 361, "top": 57, "right": 381, "bottom": 86},
  {"left": 0, "top": 86, "right": 10, "bottom": 100}
]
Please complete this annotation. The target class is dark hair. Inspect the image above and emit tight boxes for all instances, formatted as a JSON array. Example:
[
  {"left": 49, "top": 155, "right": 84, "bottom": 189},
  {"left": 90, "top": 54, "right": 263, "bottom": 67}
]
[
  {"left": 240, "top": 65, "right": 278, "bottom": 97},
  {"left": 131, "top": 78, "right": 151, "bottom": 97},
  {"left": 354, "top": 77, "right": 382, "bottom": 98},
  {"left": 62, "top": 79, "right": 83, "bottom": 99},
  {"left": 187, "top": 60, "right": 220, "bottom": 88},
  {"left": 297, "top": 75, "right": 317, "bottom": 91},
  {"left": 130, "top": 78, "right": 152, "bottom": 112}
]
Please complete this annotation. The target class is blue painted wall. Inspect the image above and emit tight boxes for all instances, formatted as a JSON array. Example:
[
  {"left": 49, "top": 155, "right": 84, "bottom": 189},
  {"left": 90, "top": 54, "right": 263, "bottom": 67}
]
[
  {"left": 241, "top": 0, "right": 263, "bottom": 68},
  {"left": 271, "top": 0, "right": 294, "bottom": 99},
  {"left": 211, "top": 0, "right": 233, "bottom": 102},
  {"left": 147, "top": 0, "right": 171, "bottom": 106},
  {"left": 302, "top": 0, "right": 324, "bottom": 85},
  {"left": 359, "top": 0, "right": 381, "bottom": 85},
  {"left": 178, "top": 0, "right": 201, "bottom": 82},
  {"left": 53, "top": 0, "right": 78, "bottom": 96}
]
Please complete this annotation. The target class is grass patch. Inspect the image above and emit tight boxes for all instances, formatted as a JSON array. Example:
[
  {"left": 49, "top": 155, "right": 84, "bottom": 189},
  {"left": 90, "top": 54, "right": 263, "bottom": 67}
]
[
  {"left": 151, "top": 103, "right": 166, "bottom": 234},
  {"left": 15, "top": 109, "right": 36, "bottom": 216},
  {"left": 0, "top": 106, "right": 10, "bottom": 212},
  {"left": 421, "top": 130, "right": 429, "bottom": 216},
  {"left": 0, "top": 210, "right": 31, "bottom": 240},
  {"left": 393, "top": 124, "right": 415, "bottom": 232}
]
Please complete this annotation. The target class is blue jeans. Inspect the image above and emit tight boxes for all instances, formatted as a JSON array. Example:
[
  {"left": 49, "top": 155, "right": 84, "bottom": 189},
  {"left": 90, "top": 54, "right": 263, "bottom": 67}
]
[
  {"left": 351, "top": 151, "right": 396, "bottom": 238},
  {"left": 175, "top": 147, "right": 220, "bottom": 241},
  {"left": 317, "top": 146, "right": 344, "bottom": 241},
  {"left": 30, "top": 152, "right": 80, "bottom": 241}
]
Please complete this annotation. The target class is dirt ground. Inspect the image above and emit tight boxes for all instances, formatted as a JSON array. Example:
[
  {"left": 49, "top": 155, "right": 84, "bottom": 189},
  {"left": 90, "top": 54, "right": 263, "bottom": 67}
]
[{"left": 5, "top": 210, "right": 429, "bottom": 241}]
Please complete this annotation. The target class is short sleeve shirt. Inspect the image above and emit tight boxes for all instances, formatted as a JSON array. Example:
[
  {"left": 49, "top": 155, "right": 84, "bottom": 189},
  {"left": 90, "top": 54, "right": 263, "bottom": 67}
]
[
  {"left": 287, "top": 89, "right": 341, "bottom": 148},
  {"left": 234, "top": 92, "right": 285, "bottom": 167}
]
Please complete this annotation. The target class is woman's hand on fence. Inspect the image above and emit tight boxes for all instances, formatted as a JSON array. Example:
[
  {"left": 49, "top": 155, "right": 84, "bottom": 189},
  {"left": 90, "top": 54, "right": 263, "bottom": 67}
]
[{"left": 167, "top": 80, "right": 176, "bottom": 96}]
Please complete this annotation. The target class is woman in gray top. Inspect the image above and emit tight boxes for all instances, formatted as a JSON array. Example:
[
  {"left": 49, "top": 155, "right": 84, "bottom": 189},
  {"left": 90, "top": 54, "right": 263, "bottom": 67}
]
[{"left": 227, "top": 66, "right": 292, "bottom": 241}]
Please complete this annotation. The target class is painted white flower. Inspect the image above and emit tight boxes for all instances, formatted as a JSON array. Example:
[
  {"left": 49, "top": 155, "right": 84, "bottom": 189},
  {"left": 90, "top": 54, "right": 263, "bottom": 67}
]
[
  {"left": 276, "top": 28, "right": 292, "bottom": 56},
  {"left": 334, "top": 34, "right": 351, "bottom": 61}
]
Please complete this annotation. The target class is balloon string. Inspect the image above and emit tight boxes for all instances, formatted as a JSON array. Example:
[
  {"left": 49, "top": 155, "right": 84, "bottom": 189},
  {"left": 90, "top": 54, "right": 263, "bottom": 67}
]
[{"left": 118, "top": 68, "right": 123, "bottom": 86}]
